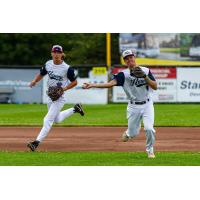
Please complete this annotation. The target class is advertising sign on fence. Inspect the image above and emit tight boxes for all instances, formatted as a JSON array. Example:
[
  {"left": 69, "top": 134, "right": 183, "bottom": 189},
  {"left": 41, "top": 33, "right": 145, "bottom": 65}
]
[
  {"left": 150, "top": 67, "right": 177, "bottom": 102},
  {"left": 177, "top": 68, "right": 200, "bottom": 102}
]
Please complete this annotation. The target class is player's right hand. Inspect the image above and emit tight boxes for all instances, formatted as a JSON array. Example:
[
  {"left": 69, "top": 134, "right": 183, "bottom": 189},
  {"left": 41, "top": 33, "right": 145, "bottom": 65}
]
[
  {"left": 29, "top": 80, "right": 37, "bottom": 88},
  {"left": 82, "top": 83, "right": 92, "bottom": 89}
]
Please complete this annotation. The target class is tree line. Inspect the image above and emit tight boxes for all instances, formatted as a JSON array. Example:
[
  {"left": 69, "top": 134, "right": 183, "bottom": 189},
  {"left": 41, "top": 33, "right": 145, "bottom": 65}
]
[{"left": 0, "top": 33, "right": 120, "bottom": 66}]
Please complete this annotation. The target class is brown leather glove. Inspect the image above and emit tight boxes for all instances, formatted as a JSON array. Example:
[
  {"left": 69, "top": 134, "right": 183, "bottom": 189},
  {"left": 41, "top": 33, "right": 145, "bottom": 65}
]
[
  {"left": 130, "top": 67, "right": 146, "bottom": 78},
  {"left": 47, "top": 86, "right": 64, "bottom": 101}
]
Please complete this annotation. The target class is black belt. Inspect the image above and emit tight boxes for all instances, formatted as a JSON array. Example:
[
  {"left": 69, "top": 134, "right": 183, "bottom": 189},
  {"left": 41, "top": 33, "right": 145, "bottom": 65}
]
[{"left": 130, "top": 99, "right": 149, "bottom": 105}]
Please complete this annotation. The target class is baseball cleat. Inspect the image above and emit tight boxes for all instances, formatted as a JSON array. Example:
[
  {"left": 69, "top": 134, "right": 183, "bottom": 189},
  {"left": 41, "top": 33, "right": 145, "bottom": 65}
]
[
  {"left": 27, "top": 141, "right": 39, "bottom": 152},
  {"left": 147, "top": 152, "right": 155, "bottom": 158},
  {"left": 122, "top": 132, "right": 129, "bottom": 142},
  {"left": 74, "top": 103, "right": 85, "bottom": 116}
]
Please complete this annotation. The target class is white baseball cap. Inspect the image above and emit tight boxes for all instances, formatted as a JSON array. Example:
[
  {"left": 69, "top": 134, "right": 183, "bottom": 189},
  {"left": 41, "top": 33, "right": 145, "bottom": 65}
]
[
  {"left": 122, "top": 49, "right": 136, "bottom": 59},
  {"left": 51, "top": 45, "right": 63, "bottom": 53}
]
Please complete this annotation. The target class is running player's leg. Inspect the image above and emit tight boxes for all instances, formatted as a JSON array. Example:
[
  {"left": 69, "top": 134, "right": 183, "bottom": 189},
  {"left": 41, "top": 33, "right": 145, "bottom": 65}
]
[
  {"left": 54, "top": 107, "right": 74, "bottom": 123},
  {"left": 123, "top": 106, "right": 142, "bottom": 141},
  {"left": 36, "top": 100, "right": 65, "bottom": 142},
  {"left": 54, "top": 103, "right": 84, "bottom": 123},
  {"left": 143, "top": 101, "right": 155, "bottom": 156}
]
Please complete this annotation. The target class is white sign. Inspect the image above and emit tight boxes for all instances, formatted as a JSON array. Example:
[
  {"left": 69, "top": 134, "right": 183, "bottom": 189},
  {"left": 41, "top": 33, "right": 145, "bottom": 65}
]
[
  {"left": 177, "top": 68, "right": 200, "bottom": 102},
  {"left": 64, "top": 78, "right": 108, "bottom": 104},
  {"left": 112, "top": 86, "right": 128, "bottom": 102},
  {"left": 152, "top": 79, "right": 177, "bottom": 102},
  {"left": 113, "top": 80, "right": 178, "bottom": 103}
]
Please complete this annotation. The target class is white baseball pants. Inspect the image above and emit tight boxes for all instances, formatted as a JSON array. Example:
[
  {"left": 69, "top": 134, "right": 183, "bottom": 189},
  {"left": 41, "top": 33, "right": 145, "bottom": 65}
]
[
  {"left": 36, "top": 96, "right": 74, "bottom": 142},
  {"left": 126, "top": 99, "right": 155, "bottom": 153}
]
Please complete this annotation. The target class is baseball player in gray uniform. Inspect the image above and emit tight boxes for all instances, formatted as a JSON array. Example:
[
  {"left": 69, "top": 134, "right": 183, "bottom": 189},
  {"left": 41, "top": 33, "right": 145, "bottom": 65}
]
[
  {"left": 83, "top": 49, "right": 157, "bottom": 158},
  {"left": 27, "top": 45, "right": 84, "bottom": 151}
]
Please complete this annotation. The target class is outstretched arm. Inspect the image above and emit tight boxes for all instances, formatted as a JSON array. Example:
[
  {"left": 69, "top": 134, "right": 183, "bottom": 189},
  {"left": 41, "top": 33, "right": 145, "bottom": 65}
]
[
  {"left": 29, "top": 74, "right": 43, "bottom": 88},
  {"left": 82, "top": 79, "right": 117, "bottom": 89}
]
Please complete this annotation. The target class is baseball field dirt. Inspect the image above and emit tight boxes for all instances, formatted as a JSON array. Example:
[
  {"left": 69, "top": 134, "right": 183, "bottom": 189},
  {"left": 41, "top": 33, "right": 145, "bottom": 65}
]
[{"left": 0, "top": 127, "right": 199, "bottom": 152}]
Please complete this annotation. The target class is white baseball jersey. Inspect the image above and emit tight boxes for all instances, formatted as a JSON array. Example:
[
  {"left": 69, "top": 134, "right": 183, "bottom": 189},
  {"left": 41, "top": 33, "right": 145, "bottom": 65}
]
[
  {"left": 40, "top": 60, "right": 76, "bottom": 88},
  {"left": 113, "top": 66, "right": 156, "bottom": 154},
  {"left": 36, "top": 59, "right": 77, "bottom": 142},
  {"left": 113, "top": 66, "right": 155, "bottom": 102}
]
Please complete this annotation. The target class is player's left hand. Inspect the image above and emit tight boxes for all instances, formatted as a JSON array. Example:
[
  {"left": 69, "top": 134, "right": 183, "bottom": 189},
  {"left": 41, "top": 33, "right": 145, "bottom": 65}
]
[
  {"left": 82, "top": 83, "right": 92, "bottom": 89},
  {"left": 131, "top": 67, "right": 147, "bottom": 78},
  {"left": 47, "top": 86, "right": 64, "bottom": 101}
]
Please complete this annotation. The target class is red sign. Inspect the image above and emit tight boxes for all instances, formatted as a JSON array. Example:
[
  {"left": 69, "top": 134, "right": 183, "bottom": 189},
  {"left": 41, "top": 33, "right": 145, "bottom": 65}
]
[
  {"left": 150, "top": 68, "right": 177, "bottom": 79},
  {"left": 112, "top": 67, "right": 177, "bottom": 79},
  {"left": 111, "top": 67, "right": 127, "bottom": 74}
]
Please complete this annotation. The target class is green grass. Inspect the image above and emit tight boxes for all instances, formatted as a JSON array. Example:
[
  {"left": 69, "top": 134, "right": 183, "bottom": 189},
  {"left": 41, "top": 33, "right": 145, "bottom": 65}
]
[
  {"left": 1, "top": 104, "right": 199, "bottom": 166},
  {"left": 0, "top": 151, "right": 200, "bottom": 166},
  {"left": 0, "top": 103, "right": 200, "bottom": 126}
]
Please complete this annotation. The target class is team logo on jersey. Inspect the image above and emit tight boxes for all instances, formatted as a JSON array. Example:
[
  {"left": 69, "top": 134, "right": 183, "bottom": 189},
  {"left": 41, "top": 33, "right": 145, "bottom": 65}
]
[
  {"left": 56, "top": 82, "right": 63, "bottom": 87},
  {"left": 48, "top": 71, "right": 63, "bottom": 81},
  {"left": 130, "top": 78, "right": 147, "bottom": 87}
]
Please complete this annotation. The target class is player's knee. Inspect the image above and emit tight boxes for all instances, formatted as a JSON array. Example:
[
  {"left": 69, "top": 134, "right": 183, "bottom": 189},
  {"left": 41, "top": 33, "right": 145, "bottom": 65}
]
[
  {"left": 54, "top": 119, "right": 59, "bottom": 123},
  {"left": 54, "top": 116, "right": 61, "bottom": 123},
  {"left": 44, "top": 116, "right": 54, "bottom": 126},
  {"left": 144, "top": 125, "right": 154, "bottom": 132}
]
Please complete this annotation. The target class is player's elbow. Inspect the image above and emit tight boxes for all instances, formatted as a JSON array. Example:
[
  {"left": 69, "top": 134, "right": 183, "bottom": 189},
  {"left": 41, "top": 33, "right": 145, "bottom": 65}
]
[
  {"left": 107, "top": 83, "right": 114, "bottom": 88},
  {"left": 73, "top": 80, "right": 78, "bottom": 86},
  {"left": 107, "top": 80, "right": 117, "bottom": 88}
]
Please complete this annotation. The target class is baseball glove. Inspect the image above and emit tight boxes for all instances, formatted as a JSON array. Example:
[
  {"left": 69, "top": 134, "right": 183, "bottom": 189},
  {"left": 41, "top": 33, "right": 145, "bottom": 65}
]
[
  {"left": 130, "top": 67, "right": 147, "bottom": 78},
  {"left": 47, "top": 86, "right": 64, "bottom": 101}
]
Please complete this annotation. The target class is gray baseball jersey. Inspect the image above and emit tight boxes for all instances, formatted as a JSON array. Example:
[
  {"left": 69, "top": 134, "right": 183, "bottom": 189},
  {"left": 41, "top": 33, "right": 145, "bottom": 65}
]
[
  {"left": 113, "top": 66, "right": 155, "bottom": 102},
  {"left": 40, "top": 60, "right": 76, "bottom": 88}
]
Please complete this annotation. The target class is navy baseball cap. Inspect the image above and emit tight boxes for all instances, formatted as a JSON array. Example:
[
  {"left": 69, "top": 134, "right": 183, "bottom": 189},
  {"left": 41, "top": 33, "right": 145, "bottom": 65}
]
[
  {"left": 51, "top": 45, "right": 63, "bottom": 53},
  {"left": 122, "top": 49, "right": 136, "bottom": 59}
]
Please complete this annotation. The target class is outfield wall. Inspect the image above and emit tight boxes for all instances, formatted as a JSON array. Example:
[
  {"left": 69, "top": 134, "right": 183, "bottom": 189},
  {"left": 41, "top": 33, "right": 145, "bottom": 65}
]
[
  {"left": 0, "top": 65, "right": 200, "bottom": 104},
  {"left": 0, "top": 66, "right": 42, "bottom": 103}
]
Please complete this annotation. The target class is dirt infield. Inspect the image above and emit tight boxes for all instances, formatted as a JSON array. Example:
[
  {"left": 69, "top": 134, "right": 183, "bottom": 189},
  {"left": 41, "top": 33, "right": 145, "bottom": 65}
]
[{"left": 0, "top": 127, "right": 200, "bottom": 152}]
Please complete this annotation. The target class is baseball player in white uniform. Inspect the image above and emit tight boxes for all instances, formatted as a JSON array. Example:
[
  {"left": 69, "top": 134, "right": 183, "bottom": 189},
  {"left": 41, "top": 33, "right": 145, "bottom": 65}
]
[
  {"left": 27, "top": 45, "right": 84, "bottom": 151},
  {"left": 83, "top": 49, "right": 157, "bottom": 158}
]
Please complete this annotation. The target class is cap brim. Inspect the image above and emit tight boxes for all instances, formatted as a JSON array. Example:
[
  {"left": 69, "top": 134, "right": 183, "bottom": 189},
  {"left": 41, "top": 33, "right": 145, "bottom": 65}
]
[
  {"left": 123, "top": 54, "right": 135, "bottom": 59},
  {"left": 52, "top": 50, "right": 63, "bottom": 53}
]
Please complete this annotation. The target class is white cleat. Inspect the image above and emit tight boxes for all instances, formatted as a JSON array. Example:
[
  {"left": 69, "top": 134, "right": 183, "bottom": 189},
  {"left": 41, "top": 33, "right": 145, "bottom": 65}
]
[
  {"left": 147, "top": 152, "right": 156, "bottom": 158},
  {"left": 122, "top": 132, "right": 129, "bottom": 142}
]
